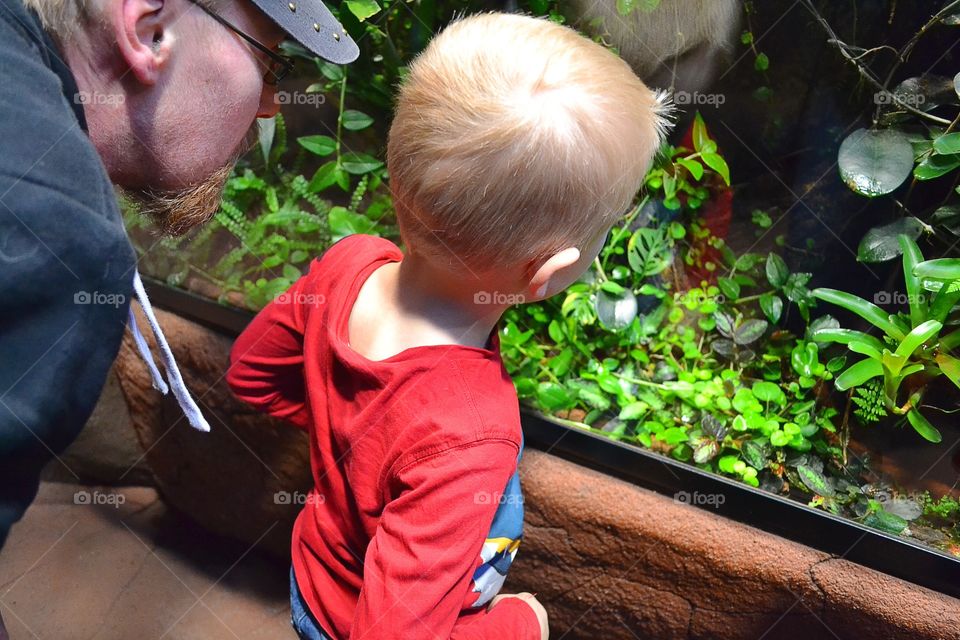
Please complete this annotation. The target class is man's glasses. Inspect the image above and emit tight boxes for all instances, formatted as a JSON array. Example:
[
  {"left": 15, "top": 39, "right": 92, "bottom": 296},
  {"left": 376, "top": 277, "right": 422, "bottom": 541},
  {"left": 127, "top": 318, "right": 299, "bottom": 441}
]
[{"left": 185, "top": 0, "right": 295, "bottom": 84}]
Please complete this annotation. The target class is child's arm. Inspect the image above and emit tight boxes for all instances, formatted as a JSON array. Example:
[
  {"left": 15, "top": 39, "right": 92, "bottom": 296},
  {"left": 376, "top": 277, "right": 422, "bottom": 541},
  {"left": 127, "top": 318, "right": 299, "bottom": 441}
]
[
  {"left": 226, "top": 272, "right": 313, "bottom": 429},
  {"left": 350, "top": 438, "right": 542, "bottom": 640}
]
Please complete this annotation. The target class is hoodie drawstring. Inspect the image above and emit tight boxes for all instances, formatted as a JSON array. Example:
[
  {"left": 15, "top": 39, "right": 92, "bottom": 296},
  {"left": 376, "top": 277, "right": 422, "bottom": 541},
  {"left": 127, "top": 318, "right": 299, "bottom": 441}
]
[{"left": 128, "top": 270, "right": 211, "bottom": 433}]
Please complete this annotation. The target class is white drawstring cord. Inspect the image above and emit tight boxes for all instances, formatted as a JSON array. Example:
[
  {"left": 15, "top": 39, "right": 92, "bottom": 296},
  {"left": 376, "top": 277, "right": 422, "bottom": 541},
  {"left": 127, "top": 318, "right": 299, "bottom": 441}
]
[{"left": 128, "top": 270, "right": 212, "bottom": 433}]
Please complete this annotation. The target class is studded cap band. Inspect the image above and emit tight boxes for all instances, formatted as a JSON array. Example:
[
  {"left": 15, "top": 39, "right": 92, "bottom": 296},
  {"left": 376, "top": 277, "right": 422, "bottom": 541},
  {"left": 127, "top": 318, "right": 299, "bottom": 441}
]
[{"left": 251, "top": 0, "right": 359, "bottom": 64}]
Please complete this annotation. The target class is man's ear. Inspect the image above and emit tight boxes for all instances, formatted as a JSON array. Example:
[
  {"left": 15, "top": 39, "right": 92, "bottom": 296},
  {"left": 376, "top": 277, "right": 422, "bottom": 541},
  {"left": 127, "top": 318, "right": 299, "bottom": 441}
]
[
  {"left": 113, "top": 0, "right": 169, "bottom": 85},
  {"left": 527, "top": 247, "right": 581, "bottom": 300}
]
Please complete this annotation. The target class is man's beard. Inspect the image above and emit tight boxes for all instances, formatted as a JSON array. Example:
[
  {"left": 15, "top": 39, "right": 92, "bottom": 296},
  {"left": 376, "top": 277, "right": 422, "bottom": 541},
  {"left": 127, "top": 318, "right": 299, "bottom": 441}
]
[
  {"left": 123, "top": 162, "right": 234, "bottom": 236},
  {"left": 123, "top": 125, "right": 260, "bottom": 236}
]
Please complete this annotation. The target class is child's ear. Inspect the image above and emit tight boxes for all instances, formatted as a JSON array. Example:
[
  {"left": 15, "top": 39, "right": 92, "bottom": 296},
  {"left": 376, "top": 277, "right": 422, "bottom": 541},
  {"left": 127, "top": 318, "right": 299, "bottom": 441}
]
[{"left": 527, "top": 247, "right": 581, "bottom": 300}]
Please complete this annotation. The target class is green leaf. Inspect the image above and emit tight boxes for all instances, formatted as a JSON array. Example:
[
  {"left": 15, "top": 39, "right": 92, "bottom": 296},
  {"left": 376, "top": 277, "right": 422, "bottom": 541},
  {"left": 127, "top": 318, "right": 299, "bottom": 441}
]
[
  {"left": 718, "top": 455, "right": 739, "bottom": 474},
  {"left": 732, "top": 388, "right": 762, "bottom": 414},
  {"left": 578, "top": 384, "right": 611, "bottom": 411},
  {"left": 933, "top": 132, "right": 960, "bottom": 155},
  {"left": 759, "top": 293, "right": 783, "bottom": 323},
  {"left": 797, "top": 464, "right": 834, "bottom": 496},
  {"left": 936, "top": 353, "right": 960, "bottom": 390},
  {"left": 308, "top": 161, "right": 344, "bottom": 192},
  {"left": 298, "top": 135, "right": 336, "bottom": 156},
  {"left": 536, "top": 382, "right": 574, "bottom": 412},
  {"left": 848, "top": 340, "right": 883, "bottom": 361},
  {"left": 734, "top": 319, "right": 768, "bottom": 345},
  {"left": 943, "top": 328, "right": 960, "bottom": 350},
  {"left": 678, "top": 158, "right": 704, "bottom": 180},
  {"left": 754, "top": 52, "right": 769, "bottom": 72},
  {"left": 810, "top": 328, "right": 886, "bottom": 354},
  {"left": 811, "top": 288, "right": 905, "bottom": 340},
  {"left": 341, "top": 152, "right": 383, "bottom": 175},
  {"left": 791, "top": 342, "right": 818, "bottom": 377},
  {"left": 752, "top": 381, "right": 786, "bottom": 406},
  {"left": 914, "top": 258, "right": 960, "bottom": 282},
  {"left": 742, "top": 440, "right": 768, "bottom": 470},
  {"left": 693, "top": 439, "right": 720, "bottom": 464},
  {"left": 914, "top": 153, "right": 960, "bottom": 180},
  {"left": 329, "top": 206, "right": 377, "bottom": 241},
  {"left": 835, "top": 359, "right": 883, "bottom": 391},
  {"left": 281, "top": 264, "right": 301, "bottom": 281},
  {"left": 899, "top": 234, "right": 927, "bottom": 327},
  {"left": 906, "top": 409, "right": 942, "bottom": 443},
  {"left": 547, "top": 348, "right": 574, "bottom": 378},
  {"left": 342, "top": 110, "right": 374, "bottom": 131},
  {"left": 864, "top": 510, "right": 908, "bottom": 534},
  {"left": 692, "top": 112, "right": 709, "bottom": 153},
  {"left": 856, "top": 217, "right": 923, "bottom": 263},
  {"left": 714, "top": 312, "right": 735, "bottom": 339},
  {"left": 766, "top": 253, "right": 789, "bottom": 288},
  {"left": 702, "top": 152, "right": 731, "bottom": 186},
  {"left": 619, "top": 401, "right": 649, "bottom": 421},
  {"left": 344, "top": 0, "right": 380, "bottom": 21},
  {"left": 838, "top": 128, "right": 914, "bottom": 197},
  {"left": 717, "top": 277, "right": 740, "bottom": 300},
  {"left": 599, "top": 281, "right": 626, "bottom": 295},
  {"left": 627, "top": 227, "right": 672, "bottom": 277},
  {"left": 894, "top": 319, "right": 942, "bottom": 359},
  {"left": 596, "top": 289, "right": 638, "bottom": 331},
  {"left": 318, "top": 62, "right": 344, "bottom": 82}
]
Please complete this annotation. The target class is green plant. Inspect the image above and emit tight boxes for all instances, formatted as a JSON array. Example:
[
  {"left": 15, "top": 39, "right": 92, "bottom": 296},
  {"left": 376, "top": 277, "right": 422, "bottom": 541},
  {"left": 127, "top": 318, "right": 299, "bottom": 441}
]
[
  {"left": 803, "top": 0, "right": 960, "bottom": 260},
  {"left": 501, "top": 118, "right": 849, "bottom": 495},
  {"left": 811, "top": 234, "right": 960, "bottom": 442}
]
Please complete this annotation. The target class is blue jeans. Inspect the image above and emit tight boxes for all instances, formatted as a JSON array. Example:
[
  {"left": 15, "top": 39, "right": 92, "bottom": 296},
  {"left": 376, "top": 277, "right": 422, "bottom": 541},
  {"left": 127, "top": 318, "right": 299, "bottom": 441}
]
[{"left": 290, "top": 566, "right": 334, "bottom": 640}]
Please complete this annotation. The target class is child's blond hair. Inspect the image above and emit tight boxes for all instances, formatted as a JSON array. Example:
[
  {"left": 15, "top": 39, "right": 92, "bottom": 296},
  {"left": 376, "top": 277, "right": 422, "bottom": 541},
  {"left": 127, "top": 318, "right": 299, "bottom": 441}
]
[{"left": 387, "top": 12, "right": 670, "bottom": 274}]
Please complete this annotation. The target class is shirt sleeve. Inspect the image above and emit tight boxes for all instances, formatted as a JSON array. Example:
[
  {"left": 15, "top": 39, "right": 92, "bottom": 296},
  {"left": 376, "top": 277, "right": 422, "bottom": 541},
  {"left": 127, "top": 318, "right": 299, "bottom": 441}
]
[
  {"left": 226, "top": 271, "right": 314, "bottom": 429},
  {"left": 350, "top": 439, "right": 540, "bottom": 640}
]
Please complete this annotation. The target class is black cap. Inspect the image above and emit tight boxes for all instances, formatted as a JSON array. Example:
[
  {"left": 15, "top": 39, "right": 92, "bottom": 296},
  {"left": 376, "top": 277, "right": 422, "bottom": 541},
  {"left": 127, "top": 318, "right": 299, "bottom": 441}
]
[{"left": 250, "top": 0, "right": 359, "bottom": 64}]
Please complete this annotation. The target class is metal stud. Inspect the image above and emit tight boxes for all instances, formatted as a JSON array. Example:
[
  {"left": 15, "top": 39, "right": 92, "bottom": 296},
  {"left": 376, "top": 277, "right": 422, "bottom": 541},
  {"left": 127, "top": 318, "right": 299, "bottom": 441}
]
[
  {"left": 313, "top": 22, "right": 321, "bottom": 32},
  {"left": 333, "top": 32, "right": 340, "bottom": 41},
  {"left": 288, "top": 2, "right": 296, "bottom": 11}
]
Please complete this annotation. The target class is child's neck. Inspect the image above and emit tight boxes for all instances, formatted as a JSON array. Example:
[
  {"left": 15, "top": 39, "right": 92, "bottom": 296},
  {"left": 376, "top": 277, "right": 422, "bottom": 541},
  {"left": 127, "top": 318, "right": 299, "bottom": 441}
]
[{"left": 347, "top": 252, "right": 513, "bottom": 361}]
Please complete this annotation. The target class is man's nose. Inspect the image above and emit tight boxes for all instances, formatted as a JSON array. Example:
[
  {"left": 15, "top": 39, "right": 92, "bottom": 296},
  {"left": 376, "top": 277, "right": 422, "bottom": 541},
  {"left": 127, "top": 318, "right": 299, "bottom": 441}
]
[{"left": 258, "top": 85, "right": 282, "bottom": 118}]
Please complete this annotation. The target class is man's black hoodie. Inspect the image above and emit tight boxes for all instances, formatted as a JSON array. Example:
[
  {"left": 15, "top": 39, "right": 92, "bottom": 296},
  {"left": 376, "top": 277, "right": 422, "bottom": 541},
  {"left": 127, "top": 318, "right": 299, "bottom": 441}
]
[{"left": 0, "top": 0, "right": 136, "bottom": 547}]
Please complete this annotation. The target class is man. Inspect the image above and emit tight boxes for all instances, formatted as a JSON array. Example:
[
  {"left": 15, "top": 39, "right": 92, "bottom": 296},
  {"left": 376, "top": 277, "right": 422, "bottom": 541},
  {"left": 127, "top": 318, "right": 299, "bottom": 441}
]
[{"left": 0, "top": 0, "right": 357, "bottom": 633}]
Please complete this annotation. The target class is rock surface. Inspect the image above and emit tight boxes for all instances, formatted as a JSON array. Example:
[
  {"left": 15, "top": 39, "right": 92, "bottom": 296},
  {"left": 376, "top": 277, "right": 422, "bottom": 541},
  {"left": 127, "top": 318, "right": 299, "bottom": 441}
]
[
  {"left": 59, "top": 369, "right": 153, "bottom": 486},
  {"left": 114, "top": 307, "right": 312, "bottom": 559}
]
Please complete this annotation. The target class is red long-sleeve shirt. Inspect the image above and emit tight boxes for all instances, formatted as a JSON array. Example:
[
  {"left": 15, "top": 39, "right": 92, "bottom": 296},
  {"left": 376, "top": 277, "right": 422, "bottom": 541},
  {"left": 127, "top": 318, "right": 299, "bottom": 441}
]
[{"left": 226, "top": 234, "right": 539, "bottom": 640}]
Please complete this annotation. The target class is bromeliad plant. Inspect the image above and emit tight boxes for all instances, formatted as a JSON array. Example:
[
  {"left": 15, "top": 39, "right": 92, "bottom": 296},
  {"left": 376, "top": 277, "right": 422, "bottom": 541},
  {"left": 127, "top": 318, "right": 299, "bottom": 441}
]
[{"left": 811, "top": 234, "right": 960, "bottom": 443}]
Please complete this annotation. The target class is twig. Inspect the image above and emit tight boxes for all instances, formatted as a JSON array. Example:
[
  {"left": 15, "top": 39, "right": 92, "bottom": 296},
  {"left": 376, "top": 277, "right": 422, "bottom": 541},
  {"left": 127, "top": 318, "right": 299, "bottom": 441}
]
[{"left": 800, "top": 0, "right": 952, "bottom": 126}]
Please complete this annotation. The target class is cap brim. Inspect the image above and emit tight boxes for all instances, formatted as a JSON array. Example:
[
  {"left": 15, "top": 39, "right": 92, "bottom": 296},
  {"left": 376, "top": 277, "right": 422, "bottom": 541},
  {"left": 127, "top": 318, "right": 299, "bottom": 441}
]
[{"left": 250, "top": 0, "right": 359, "bottom": 64}]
